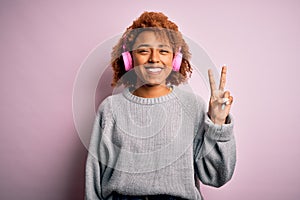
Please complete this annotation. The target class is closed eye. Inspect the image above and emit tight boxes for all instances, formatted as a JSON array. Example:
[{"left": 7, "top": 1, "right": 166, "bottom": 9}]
[
  {"left": 137, "top": 48, "right": 150, "bottom": 54},
  {"left": 135, "top": 48, "right": 171, "bottom": 55},
  {"left": 160, "top": 49, "right": 171, "bottom": 54}
]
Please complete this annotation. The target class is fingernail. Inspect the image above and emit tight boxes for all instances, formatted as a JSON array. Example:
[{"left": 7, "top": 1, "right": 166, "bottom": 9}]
[{"left": 223, "top": 98, "right": 229, "bottom": 103}]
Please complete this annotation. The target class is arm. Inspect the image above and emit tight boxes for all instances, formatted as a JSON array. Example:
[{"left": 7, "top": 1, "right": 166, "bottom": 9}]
[
  {"left": 85, "top": 97, "right": 112, "bottom": 200},
  {"left": 194, "top": 112, "right": 236, "bottom": 187},
  {"left": 85, "top": 110, "right": 104, "bottom": 200},
  {"left": 194, "top": 66, "right": 236, "bottom": 187}
]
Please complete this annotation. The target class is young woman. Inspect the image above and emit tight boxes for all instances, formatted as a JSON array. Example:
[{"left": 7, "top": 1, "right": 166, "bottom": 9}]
[{"left": 85, "top": 11, "right": 236, "bottom": 200}]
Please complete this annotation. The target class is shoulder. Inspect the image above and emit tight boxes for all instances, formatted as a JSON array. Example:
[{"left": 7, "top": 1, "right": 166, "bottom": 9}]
[
  {"left": 95, "top": 92, "right": 126, "bottom": 128},
  {"left": 172, "top": 86, "right": 208, "bottom": 125},
  {"left": 96, "top": 91, "right": 125, "bottom": 113},
  {"left": 173, "top": 86, "right": 207, "bottom": 110}
]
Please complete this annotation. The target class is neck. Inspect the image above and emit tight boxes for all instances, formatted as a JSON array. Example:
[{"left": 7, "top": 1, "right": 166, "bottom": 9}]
[{"left": 132, "top": 84, "right": 172, "bottom": 98}]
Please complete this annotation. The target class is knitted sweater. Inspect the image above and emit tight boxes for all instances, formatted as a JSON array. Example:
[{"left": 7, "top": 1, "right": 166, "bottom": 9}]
[{"left": 85, "top": 85, "right": 236, "bottom": 200}]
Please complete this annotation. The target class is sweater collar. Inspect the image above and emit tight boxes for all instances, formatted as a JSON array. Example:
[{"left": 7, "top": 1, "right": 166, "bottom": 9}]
[{"left": 122, "top": 85, "right": 177, "bottom": 105}]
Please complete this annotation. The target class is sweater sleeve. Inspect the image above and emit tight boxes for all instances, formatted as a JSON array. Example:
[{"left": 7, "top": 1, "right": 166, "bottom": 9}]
[
  {"left": 194, "top": 98, "right": 236, "bottom": 188},
  {"left": 85, "top": 97, "right": 112, "bottom": 200}
]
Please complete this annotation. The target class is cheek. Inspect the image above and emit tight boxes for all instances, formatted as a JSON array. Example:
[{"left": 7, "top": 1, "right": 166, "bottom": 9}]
[
  {"left": 132, "top": 57, "right": 138, "bottom": 67},
  {"left": 132, "top": 55, "right": 147, "bottom": 67},
  {"left": 162, "top": 56, "right": 174, "bottom": 67}
]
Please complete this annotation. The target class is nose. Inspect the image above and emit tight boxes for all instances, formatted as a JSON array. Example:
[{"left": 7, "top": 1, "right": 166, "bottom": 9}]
[{"left": 149, "top": 49, "right": 159, "bottom": 63}]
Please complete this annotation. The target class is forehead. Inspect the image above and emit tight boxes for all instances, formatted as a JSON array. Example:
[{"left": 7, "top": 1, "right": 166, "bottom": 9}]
[{"left": 132, "top": 31, "right": 171, "bottom": 48}]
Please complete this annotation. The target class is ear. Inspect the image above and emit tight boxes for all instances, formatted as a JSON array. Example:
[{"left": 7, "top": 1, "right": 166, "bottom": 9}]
[
  {"left": 122, "top": 51, "right": 133, "bottom": 71},
  {"left": 172, "top": 51, "right": 182, "bottom": 71}
]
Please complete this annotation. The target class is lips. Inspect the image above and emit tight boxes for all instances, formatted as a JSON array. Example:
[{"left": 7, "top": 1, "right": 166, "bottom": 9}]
[
  {"left": 147, "top": 68, "right": 162, "bottom": 72},
  {"left": 144, "top": 66, "right": 164, "bottom": 74}
]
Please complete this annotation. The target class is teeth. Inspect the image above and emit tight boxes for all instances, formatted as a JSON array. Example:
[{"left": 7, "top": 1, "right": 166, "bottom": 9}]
[{"left": 147, "top": 68, "right": 162, "bottom": 72}]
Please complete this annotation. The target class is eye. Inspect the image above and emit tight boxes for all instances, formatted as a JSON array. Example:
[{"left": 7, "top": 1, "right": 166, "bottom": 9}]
[
  {"left": 160, "top": 49, "right": 170, "bottom": 54},
  {"left": 137, "top": 48, "right": 150, "bottom": 54}
]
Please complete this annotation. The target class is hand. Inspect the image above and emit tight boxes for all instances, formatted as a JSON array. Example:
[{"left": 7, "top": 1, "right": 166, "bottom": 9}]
[{"left": 208, "top": 66, "right": 233, "bottom": 125}]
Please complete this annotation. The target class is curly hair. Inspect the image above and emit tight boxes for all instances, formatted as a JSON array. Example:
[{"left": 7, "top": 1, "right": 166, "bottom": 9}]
[{"left": 110, "top": 11, "right": 193, "bottom": 87}]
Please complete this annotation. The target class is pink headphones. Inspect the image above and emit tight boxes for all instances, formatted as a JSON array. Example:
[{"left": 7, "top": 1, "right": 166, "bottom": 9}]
[{"left": 122, "top": 44, "right": 183, "bottom": 72}]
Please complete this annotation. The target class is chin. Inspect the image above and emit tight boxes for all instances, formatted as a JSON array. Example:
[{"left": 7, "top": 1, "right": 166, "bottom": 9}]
[{"left": 140, "top": 79, "right": 166, "bottom": 86}]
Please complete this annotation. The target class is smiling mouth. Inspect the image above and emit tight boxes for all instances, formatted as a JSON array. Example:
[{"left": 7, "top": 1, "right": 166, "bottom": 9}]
[{"left": 144, "top": 66, "right": 164, "bottom": 73}]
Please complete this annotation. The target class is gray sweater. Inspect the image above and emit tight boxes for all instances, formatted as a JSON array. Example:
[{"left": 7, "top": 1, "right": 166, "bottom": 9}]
[{"left": 85, "top": 85, "right": 236, "bottom": 200}]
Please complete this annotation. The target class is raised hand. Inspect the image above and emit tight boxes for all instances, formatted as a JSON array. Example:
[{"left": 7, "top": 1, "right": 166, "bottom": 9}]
[{"left": 208, "top": 66, "right": 233, "bottom": 125}]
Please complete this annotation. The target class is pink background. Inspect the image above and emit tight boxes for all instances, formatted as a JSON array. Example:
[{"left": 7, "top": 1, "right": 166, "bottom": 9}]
[{"left": 1, "top": 0, "right": 300, "bottom": 199}]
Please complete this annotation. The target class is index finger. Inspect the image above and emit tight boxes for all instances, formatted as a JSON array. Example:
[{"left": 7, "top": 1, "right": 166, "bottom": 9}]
[
  {"left": 219, "top": 66, "right": 227, "bottom": 91},
  {"left": 208, "top": 69, "right": 216, "bottom": 95}
]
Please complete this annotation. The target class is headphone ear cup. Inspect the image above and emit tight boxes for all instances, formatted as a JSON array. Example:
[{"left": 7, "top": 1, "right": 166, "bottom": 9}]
[
  {"left": 122, "top": 51, "right": 133, "bottom": 71},
  {"left": 172, "top": 52, "right": 183, "bottom": 71}
]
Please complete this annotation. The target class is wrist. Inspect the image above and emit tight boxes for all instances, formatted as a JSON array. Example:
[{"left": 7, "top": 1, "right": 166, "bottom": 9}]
[
  {"left": 207, "top": 113, "right": 226, "bottom": 125},
  {"left": 212, "top": 118, "right": 226, "bottom": 125}
]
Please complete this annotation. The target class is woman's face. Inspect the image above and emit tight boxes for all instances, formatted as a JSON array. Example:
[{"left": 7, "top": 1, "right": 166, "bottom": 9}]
[{"left": 131, "top": 31, "right": 173, "bottom": 86}]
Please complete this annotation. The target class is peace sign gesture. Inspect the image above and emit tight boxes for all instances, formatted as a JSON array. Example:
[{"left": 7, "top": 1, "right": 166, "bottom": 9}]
[{"left": 208, "top": 66, "right": 233, "bottom": 125}]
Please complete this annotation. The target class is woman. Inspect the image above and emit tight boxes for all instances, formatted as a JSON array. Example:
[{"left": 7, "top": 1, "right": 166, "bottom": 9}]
[{"left": 85, "top": 11, "right": 236, "bottom": 200}]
